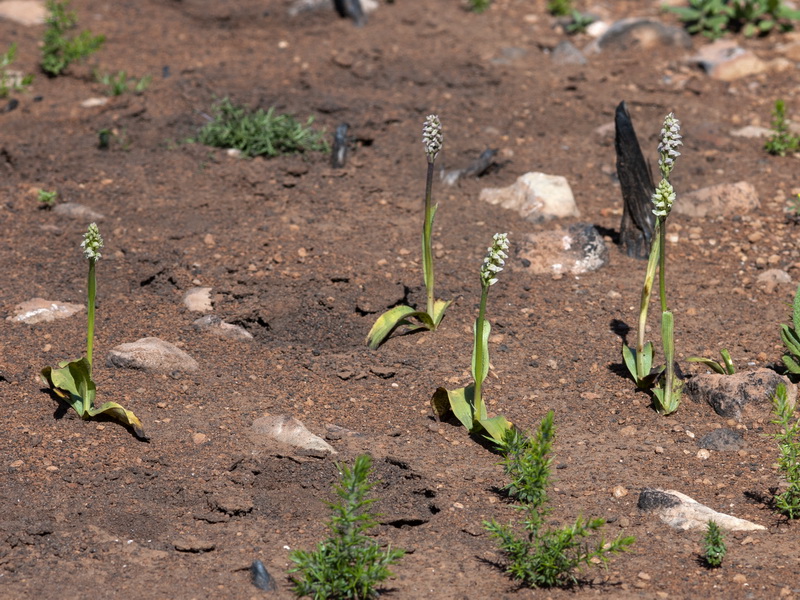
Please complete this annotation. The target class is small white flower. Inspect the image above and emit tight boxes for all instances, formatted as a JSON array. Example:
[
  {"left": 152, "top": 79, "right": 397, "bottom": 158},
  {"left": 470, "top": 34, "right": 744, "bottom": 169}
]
[
  {"left": 651, "top": 179, "right": 676, "bottom": 218},
  {"left": 657, "top": 112, "right": 682, "bottom": 179},
  {"left": 422, "top": 114, "right": 443, "bottom": 162},
  {"left": 480, "top": 233, "right": 509, "bottom": 286},
  {"left": 81, "top": 222, "right": 104, "bottom": 261}
]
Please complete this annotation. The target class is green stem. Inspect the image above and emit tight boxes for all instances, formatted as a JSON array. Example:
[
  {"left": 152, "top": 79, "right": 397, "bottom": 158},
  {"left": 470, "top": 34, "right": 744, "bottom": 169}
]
[
  {"left": 473, "top": 284, "right": 489, "bottom": 421},
  {"left": 422, "top": 160, "right": 436, "bottom": 321},
  {"left": 86, "top": 257, "right": 97, "bottom": 414},
  {"left": 658, "top": 216, "right": 667, "bottom": 313},
  {"left": 636, "top": 219, "right": 661, "bottom": 380}
]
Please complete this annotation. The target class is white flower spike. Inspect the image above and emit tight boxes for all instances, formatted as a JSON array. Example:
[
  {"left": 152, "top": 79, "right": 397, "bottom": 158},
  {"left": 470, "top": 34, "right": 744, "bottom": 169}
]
[
  {"left": 657, "top": 112, "right": 682, "bottom": 180},
  {"left": 481, "top": 232, "right": 509, "bottom": 287},
  {"left": 81, "top": 222, "right": 104, "bottom": 261},
  {"left": 422, "top": 114, "right": 443, "bottom": 163}
]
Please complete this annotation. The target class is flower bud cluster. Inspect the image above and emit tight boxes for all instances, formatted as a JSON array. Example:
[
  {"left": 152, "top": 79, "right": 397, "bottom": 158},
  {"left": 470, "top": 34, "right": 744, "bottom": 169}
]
[
  {"left": 657, "top": 112, "right": 682, "bottom": 180},
  {"left": 422, "top": 114, "right": 443, "bottom": 163},
  {"left": 480, "top": 233, "right": 509, "bottom": 287},
  {"left": 651, "top": 179, "right": 676, "bottom": 218},
  {"left": 81, "top": 222, "right": 104, "bottom": 261}
]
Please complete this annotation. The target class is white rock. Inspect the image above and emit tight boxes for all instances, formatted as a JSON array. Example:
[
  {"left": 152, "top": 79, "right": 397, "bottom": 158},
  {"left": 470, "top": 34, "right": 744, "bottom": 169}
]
[
  {"left": 756, "top": 269, "right": 792, "bottom": 294},
  {"left": 730, "top": 125, "right": 772, "bottom": 138},
  {"left": 183, "top": 287, "right": 212, "bottom": 312},
  {"left": 193, "top": 315, "right": 253, "bottom": 341},
  {"left": 251, "top": 414, "right": 337, "bottom": 456},
  {"left": 106, "top": 337, "right": 198, "bottom": 373},
  {"left": 480, "top": 172, "right": 579, "bottom": 222},
  {"left": 81, "top": 97, "right": 109, "bottom": 108},
  {"left": 0, "top": 0, "right": 46, "bottom": 26},
  {"left": 673, "top": 181, "right": 759, "bottom": 218},
  {"left": 516, "top": 224, "right": 608, "bottom": 275},
  {"left": 639, "top": 488, "right": 765, "bottom": 531},
  {"left": 7, "top": 298, "right": 84, "bottom": 324},
  {"left": 52, "top": 202, "right": 106, "bottom": 222}
]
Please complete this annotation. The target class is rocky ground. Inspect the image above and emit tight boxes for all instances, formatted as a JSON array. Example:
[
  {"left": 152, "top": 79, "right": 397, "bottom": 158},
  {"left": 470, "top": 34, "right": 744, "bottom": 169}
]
[{"left": 3, "top": 0, "right": 800, "bottom": 598}]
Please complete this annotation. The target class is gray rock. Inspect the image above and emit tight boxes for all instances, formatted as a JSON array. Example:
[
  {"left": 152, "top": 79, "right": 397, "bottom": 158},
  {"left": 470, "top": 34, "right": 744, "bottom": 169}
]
[
  {"left": 251, "top": 414, "right": 337, "bottom": 456},
  {"left": 673, "top": 181, "right": 759, "bottom": 219},
  {"left": 183, "top": 287, "right": 212, "bottom": 312},
  {"left": 551, "top": 41, "right": 586, "bottom": 66},
  {"left": 698, "top": 428, "right": 744, "bottom": 452},
  {"left": 251, "top": 560, "right": 277, "bottom": 592},
  {"left": 52, "top": 202, "right": 106, "bottom": 221},
  {"left": 515, "top": 224, "right": 608, "bottom": 275},
  {"left": 638, "top": 488, "right": 765, "bottom": 531},
  {"left": 480, "top": 172, "right": 579, "bottom": 222},
  {"left": 106, "top": 337, "right": 199, "bottom": 373},
  {"left": 685, "top": 368, "right": 796, "bottom": 421},
  {"left": 587, "top": 18, "right": 691, "bottom": 53},
  {"left": 7, "top": 298, "right": 84, "bottom": 324},
  {"left": 193, "top": 315, "right": 253, "bottom": 341},
  {"left": 0, "top": 1, "right": 46, "bottom": 26}
]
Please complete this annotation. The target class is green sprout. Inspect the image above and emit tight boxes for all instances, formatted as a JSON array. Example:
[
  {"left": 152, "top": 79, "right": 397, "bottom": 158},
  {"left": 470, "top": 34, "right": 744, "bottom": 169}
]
[
  {"left": 41, "top": 0, "right": 105, "bottom": 77},
  {"left": 781, "top": 284, "right": 800, "bottom": 375},
  {"left": 0, "top": 43, "right": 34, "bottom": 98},
  {"left": 467, "top": 0, "right": 491, "bottom": 12},
  {"left": 687, "top": 348, "right": 736, "bottom": 374},
  {"left": 765, "top": 99, "right": 800, "bottom": 157},
  {"left": 566, "top": 11, "right": 597, "bottom": 34},
  {"left": 702, "top": 520, "right": 726, "bottom": 567},
  {"left": 195, "top": 98, "right": 329, "bottom": 158},
  {"left": 622, "top": 113, "right": 684, "bottom": 414},
  {"left": 37, "top": 189, "right": 57, "bottom": 208},
  {"left": 547, "top": 0, "right": 573, "bottom": 16},
  {"left": 666, "top": 0, "right": 800, "bottom": 39},
  {"left": 289, "top": 455, "right": 404, "bottom": 599},
  {"left": 430, "top": 233, "right": 513, "bottom": 445},
  {"left": 95, "top": 70, "right": 151, "bottom": 96},
  {"left": 485, "top": 412, "right": 635, "bottom": 588},
  {"left": 366, "top": 115, "right": 452, "bottom": 348},
  {"left": 41, "top": 223, "right": 146, "bottom": 439},
  {"left": 771, "top": 382, "right": 800, "bottom": 518}
]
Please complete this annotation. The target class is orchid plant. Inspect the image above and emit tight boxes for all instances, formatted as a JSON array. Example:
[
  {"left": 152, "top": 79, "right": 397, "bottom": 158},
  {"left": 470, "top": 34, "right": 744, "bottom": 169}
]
[
  {"left": 41, "top": 223, "right": 146, "bottom": 439},
  {"left": 622, "top": 113, "right": 684, "bottom": 414},
  {"left": 366, "top": 115, "right": 452, "bottom": 348},
  {"left": 431, "top": 233, "right": 513, "bottom": 444}
]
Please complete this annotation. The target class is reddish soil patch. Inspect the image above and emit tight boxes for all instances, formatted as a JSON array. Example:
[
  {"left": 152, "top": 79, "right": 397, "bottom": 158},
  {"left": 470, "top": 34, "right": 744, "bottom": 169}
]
[{"left": 2, "top": 1, "right": 800, "bottom": 598}]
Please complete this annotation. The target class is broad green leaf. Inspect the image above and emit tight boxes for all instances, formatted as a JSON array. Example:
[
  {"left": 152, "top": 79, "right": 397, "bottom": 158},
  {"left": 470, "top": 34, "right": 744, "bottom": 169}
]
[
  {"left": 783, "top": 354, "right": 800, "bottom": 375},
  {"left": 366, "top": 305, "right": 433, "bottom": 349},
  {"left": 686, "top": 356, "right": 726, "bottom": 375},
  {"left": 621, "top": 345, "right": 637, "bottom": 381},
  {"left": 781, "top": 325, "right": 800, "bottom": 358},
  {"left": 88, "top": 401, "right": 147, "bottom": 440},
  {"left": 471, "top": 318, "right": 491, "bottom": 385},
  {"left": 641, "top": 341, "right": 654, "bottom": 375},
  {"left": 41, "top": 357, "right": 95, "bottom": 417},
  {"left": 431, "top": 299, "right": 452, "bottom": 327},
  {"left": 478, "top": 414, "right": 513, "bottom": 444},
  {"left": 430, "top": 386, "right": 474, "bottom": 431}
]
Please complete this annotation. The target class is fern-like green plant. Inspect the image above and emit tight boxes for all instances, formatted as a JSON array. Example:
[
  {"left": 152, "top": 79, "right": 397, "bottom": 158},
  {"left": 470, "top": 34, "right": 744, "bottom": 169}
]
[
  {"left": 781, "top": 284, "right": 800, "bottom": 375},
  {"left": 41, "top": 0, "right": 105, "bottom": 76}
]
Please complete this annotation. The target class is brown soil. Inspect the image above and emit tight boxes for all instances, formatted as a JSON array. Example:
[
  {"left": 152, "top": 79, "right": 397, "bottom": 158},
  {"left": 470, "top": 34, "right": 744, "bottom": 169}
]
[{"left": 2, "top": 1, "right": 800, "bottom": 598}]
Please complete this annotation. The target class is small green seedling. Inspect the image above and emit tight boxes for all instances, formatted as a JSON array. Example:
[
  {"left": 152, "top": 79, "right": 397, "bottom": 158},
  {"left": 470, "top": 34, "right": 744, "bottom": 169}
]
[
  {"left": 771, "top": 382, "right": 800, "bottom": 517},
  {"left": 467, "top": 0, "right": 491, "bottom": 12},
  {"left": 41, "top": 223, "right": 146, "bottom": 439},
  {"left": 623, "top": 113, "right": 684, "bottom": 414},
  {"left": 195, "top": 97, "right": 328, "bottom": 158},
  {"left": 666, "top": 0, "right": 800, "bottom": 39},
  {"left": 0, "top": 43, "right": 34, "bottom": 97},
  {"left": 765, "top": 99, "right": 800, "bottom": 156},
  {"left": 430, "top": 233, "right": 513, "bottom": 445},
  {"left": 41, "top": 0, "right": 105, "bottom": 77},
  {"left": 702, "top": 520, "right": 726, "bottom": 567},
  {"left": 547, "top": 0, "right": 573, "bottom": 16},
  {"left": 367, "top": 115, "right": 452, "bottom": 348},
  {"left": 37, "top": 189, "right": 57, "bottom": 208},
  {"left": 95, "top": 70, "right": 151, "bottom": 96},
  {"left": 289, "top": 455, "right": 404, "bottom": 599},
  {"left": 485, "top": 412, "right": 635, "bottom": 588},
  {"left": 781, "top": 284, "right": 800, "bottom": 375},
  {"left": 687, "top": 349, "right": 735, "bottom": 374},
  {"left": 566, "top": 11, "right": 596, "bottom": 34}
]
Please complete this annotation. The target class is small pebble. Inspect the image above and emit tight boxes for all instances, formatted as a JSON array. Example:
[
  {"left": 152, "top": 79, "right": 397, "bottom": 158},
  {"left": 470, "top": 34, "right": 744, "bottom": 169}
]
[
  {"left": 733, "top": 573, "right": 747, "bottom": 584},
  {"left": 697, "top": 449, "right": 711, "bottom": 460},
  {"left": 193, "top": 432, "right": 208, "bottom": 445},
  {"left": 612, "top": 485, "right": 629, "bottom": 498}
]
